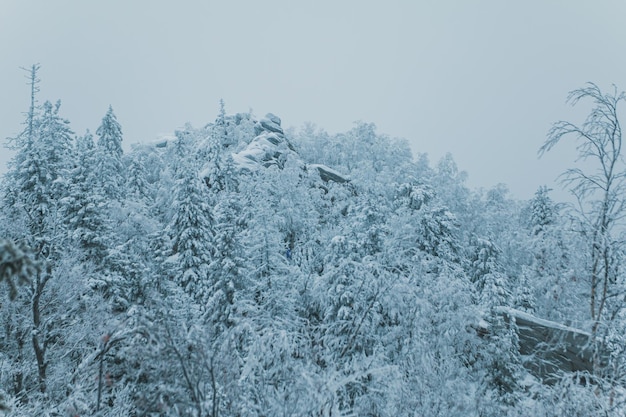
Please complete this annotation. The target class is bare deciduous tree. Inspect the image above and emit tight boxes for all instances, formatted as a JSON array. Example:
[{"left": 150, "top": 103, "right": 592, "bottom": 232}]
[{"left": 540, "top": 83, "right": 626, "bottom": 334}]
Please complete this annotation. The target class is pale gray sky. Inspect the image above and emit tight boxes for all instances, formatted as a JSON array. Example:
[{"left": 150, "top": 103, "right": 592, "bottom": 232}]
[{"left": 2, "top": 1, "right": 626, "bottom": 200}]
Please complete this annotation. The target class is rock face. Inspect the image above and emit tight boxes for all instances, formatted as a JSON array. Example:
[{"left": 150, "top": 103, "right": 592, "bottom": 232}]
[
  {"left": 494, "top": 308, "right": 609, "bottom": 384},
  {"left": 151, "top": 111, "right": 351, "bottom": 186},
  {"left": 309, "top": 164, "right": 349, "bottom": 184},
  {"left": 257, "top": 113, "right": 284, "bottom": 135},
  {"left": 232, "top": 113, "right": 349, "bottom": 184},
  {"left": 232, "top": 113, "right": 296, "bottom": 171}
]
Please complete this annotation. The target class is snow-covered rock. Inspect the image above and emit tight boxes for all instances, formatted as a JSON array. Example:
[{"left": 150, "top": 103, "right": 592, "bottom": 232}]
[
  {"left": 232, "top": 114, "right": 296, "bottom": 171},
  {"left": 308, "top": 164, "right": 350, "bottom": 184},
  {"left": 221, "top": 112, "right": 350, "bottom": 184},
  {"left": 258, "top": 113, "right": 284, "bottom": 135},
  {"left": 484, "top": 308, "right": 609, "bottom": 384}
]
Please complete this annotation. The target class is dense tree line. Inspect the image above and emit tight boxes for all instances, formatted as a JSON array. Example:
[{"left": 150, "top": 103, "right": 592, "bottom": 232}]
[{"left": 1, "top": 68, "right": 626, "bottom": 416}]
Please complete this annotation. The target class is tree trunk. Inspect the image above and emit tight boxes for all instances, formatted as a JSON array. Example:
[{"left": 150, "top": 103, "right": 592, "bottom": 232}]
[{"left": 31, "top": 273, "right": 47, "bottom": 394}]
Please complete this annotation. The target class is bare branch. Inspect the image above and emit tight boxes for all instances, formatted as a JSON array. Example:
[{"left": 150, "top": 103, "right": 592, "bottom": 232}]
[{"left": 540, "top": 82, "right": 626, "bottom": 336}]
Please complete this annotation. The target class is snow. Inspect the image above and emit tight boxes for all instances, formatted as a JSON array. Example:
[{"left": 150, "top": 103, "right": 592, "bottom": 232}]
[
  {"left": 258, "top": 113, "right": 284, "bottom": 135},
  {"left": 6, "top": 99, "right": 624, "bottom": 416},
  {"left": 235, "top": 133, "right": 280, "bottom": 163},
  {"left": 308, "top": 164, "right": 349, "bottom": 183},
  {"left": 230, "top": 119, "right": 296, "bottom": 172},
  {"left": 498, "top": 307, "right": 591, "bottom": 337},
  {"left": 231, "top": 152, "right": 259, "bottom": 172}
]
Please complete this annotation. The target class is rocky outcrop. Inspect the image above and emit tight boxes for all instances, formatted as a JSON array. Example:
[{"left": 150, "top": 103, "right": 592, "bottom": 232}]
[
  {"left": 309, "top": 164, "right": 349, "bottom": 184},
  {"left": 482, "top": 308, "right": 610, "bottom": 384},
  {"left": 152, "top": 111, "right": 351, "bottom": 186},
  {"left": 256, "top": 113, "right": 284, "bottom": 136},
  {"left": 232, "top": 113, "right": 297, "bottom": 171},
  {"left": 232, "top": 113, "right": 349, "bottom": 184}
]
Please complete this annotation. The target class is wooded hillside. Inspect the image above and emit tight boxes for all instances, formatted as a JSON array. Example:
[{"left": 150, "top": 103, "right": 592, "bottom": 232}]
[{"left": 2, "top": 70, "right": 626, "bottom": 416}]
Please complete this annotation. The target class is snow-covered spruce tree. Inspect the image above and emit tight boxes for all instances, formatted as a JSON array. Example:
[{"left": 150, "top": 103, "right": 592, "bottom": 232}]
[
  {"left": 200, "top": 101, "right": 238, "bottom": 194},
  {"left": 201, "top": 135, "right": 245, "bottom": 329},
  {"left": 467, "top": 236, "right": 524, "bottom": 408},
  {"left": 154, "top": 174, "right": 246, "bottom": 417},
  {"left": 348, "top": 193, "right": 391, "bottom": 257},
  {"left": 382, "top": 180, "right": 487, "bottom": 414},
  {"left": 3, "top": 65, "right": 40, "bottom": 221},
  {"left": 0, "top": 240, "right": 39, "bottom": 412},
  {"left": 75, "top": 110, "right": 137, "bottom": 310},
  {"left": 91, "top": 111, "right": 156, "bottom": 313},
  {"left": 203, "top": 195, "right": 250, "bottom": 416},
  {"left": 109, "top": 150, "right": 158, "bottom": 307},
  {"left": 153, "top": 119, "right": 247, "bottom": 416},
  {"left": 205, "top": 187, "right": 244, "bottom": 329},
  {"left": 0, "top": 66, "right": 40, "bottom": 405},
  {"left": 308, "top": 230, "right": 394, "bottom": 413},
  {"left": 386, "top": 182, "right": 435, "bottom": 274},
  {"left": 125, "top": 152, "right": 152, "bottom": 204},
  {"left": 390, "top": 181, "right": 461, "bottom": 270},
  {"left": 8, "top": 99, "right": 73, "bottom": 245},
  {"left": 529, "top": 186, "right": 555, "bottom": 236},
  {"left": 3, "top": 95, "right": 75, "bottom": 399},
  {"left": 62, "top": 131, "right": 109, "bottom": 264},
  {"left": 468, "top": 238, "right": 505, "bottom": 303},
  {"left": 0, "top": 240, "right": 38, "bottom": 301},
  {"left": 0, "top": 95, "right": 106, "bottom": 414},
  {"left": 521, "top": 186, "right": 583, "bottom": 320},
  {"left": 339, "top": 122, "right": 414, "bottom": 188},
  {"left": 215, "top": 98, "right": 231, "bottom": 148},
  {"left": 113, "top": 154, "right": 160, "bottom": 306},
  {"left": 231, "top": 164, "right": 331, "bottom": 416},
  {"left": 237, "top": 167, "right": 294, "bottom": 300},
  {"left": 433, "top": 152, "right": 471, "bottom": 220},
  {"left": 291, "top": 122, "right": 333, "bottom": 166},
  {"left": 483, "top": 185, "right": 532, "bottom": 278},
  {"left": 168, "top": 132, "right": 214, "bottom": 305},
  {"left": 96, "top": 105, "right": 125, "bottom": 202}
]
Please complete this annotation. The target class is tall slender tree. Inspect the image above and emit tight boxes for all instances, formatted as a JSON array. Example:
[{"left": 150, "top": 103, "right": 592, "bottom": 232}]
[
  {"left": 2, "top": 65, "right": 75, "bottom": 400},
  {"left": 540, "top": 83, "right": 626, "bottom": 332},
  {"left": 63, "top": 131, "right": 109, "bottom": 264},
  {"left": 169, "top": 134, "right": 214, "bottom": 304},
  {"left": 96, "top": 106, "right": 125, "bottom": 201},
  {"left": 9, "top": 99, "right": 73, "bottom": 245}
]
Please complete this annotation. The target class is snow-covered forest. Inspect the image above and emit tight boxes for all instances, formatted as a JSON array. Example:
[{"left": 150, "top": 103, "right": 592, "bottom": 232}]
[{"left": 2, "top": 66, "right": 626, "bottom": 416}]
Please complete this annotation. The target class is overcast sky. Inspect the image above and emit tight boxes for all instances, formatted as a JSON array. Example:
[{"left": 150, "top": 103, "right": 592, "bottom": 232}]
[{"left": 2, "top": 1, "right": 626, "bottom": 200}]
